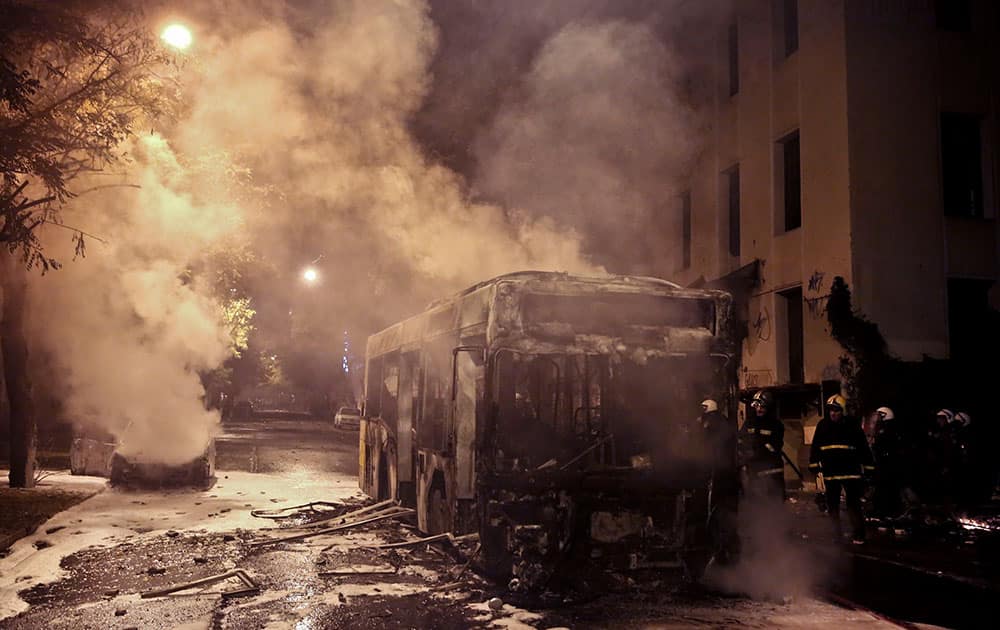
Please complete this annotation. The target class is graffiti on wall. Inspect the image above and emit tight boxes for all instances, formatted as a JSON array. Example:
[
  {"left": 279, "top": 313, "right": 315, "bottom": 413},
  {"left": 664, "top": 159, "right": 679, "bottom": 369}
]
[
  {"left": 743, "top": 368, "right": 775, "bottom": 389},
  {"left": 751, "top": 306, "right": 771, "bottom": 341},
  {"left": 805, "top": 269, "right": 831, "bottom": 319},
  {"left": 807, "top": 270, "right": 825, "bottom": 293}
]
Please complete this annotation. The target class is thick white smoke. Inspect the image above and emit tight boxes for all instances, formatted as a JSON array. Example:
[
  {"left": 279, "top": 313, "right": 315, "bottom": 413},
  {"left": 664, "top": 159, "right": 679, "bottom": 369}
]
[
  {"left": 29, "top": 135, "right": 240, "bottom": 465},
  {"left": 473, "top": 18, "right": 705, "bottom": 274},
  {"left": 24, "top": 0, "right": 601, "bottom": 465}
]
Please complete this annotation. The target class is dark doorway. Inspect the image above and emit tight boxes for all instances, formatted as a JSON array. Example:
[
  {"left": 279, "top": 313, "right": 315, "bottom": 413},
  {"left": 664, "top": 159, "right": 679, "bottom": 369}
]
[{"left": 781, "top": 287, "right": 804, "bottom": 384}]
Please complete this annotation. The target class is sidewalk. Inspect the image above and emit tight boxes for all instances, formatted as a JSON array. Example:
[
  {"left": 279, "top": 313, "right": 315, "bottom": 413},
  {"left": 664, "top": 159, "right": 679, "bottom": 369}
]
[
  {"left": 0, "top": 468, "right": 362, "bottom": 621},
  {"left": 0, "top": 470, "right": 106, "bottom": 554}
]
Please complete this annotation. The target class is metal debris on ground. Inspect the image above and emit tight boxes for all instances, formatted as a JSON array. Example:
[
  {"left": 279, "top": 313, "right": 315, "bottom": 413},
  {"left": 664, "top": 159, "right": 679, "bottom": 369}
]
[
  {"left": 250, "top": 500, "right": 345, "bottom": 519},
  {"left": 367, "top": 531, "right": 479, "bottom": 550},
  {"left": 250, "top": 506, "right": 416, "bottom": 548},
  {"left": 298, "top": 498, "right": 397, "bottom": 528},
  {"left": 320, "top": 565, "right": 398, "bottom": 576},
  {"left": 141, "top": 569, "right": 260, "bottom": 599}
]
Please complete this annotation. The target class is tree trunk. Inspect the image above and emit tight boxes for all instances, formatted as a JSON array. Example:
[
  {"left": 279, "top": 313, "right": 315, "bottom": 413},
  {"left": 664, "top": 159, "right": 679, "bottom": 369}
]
[{"left": 2, "top": 250, "right": 36, "bottom": 488}]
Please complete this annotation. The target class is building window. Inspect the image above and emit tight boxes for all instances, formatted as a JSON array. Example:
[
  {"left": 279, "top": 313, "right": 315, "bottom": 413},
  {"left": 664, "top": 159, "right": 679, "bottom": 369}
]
[
  {"left": 935, "top": 0, "right": 971, "bottom": 32},
  {"left": 941, "top": 112, "right": 984, "bottom": 218},
  {"left": 726, "top": 165, "right": 741, "bottom": 257},
  {"left": 727, "top": 22, "right": 739, "bottom": 97},
  {"left": 780, "top": 287, "right": 804, "bottom": 384},
  {"left": 680, "top": 191, "right": 692, "bottom": 270},
  {"left": 783, "top": 0, "right": 798, "bottom": 56},
  {"left": 780, "top": 131, "right": 802, "bottom": 231},
  {"left": 947, "top": 278, "right": 991, "bottom": 359}
]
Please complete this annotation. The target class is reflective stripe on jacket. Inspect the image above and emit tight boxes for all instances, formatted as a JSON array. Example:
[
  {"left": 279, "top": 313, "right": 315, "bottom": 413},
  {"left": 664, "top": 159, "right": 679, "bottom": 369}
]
[{"left": 809, "top": 416, "right": 875, "bottom": 479}]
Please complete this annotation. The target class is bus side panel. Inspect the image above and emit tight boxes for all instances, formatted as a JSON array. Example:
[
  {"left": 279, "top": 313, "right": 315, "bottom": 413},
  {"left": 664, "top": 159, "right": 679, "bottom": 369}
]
[
  {"left": 359, "top": 417, "right": 369, "bottom": 495},
  {"left": 397, "top": 353, "right": 416, "bottom": 484},
  {"left": 454, "top": 351, "right": 479, "bottom": 499}
]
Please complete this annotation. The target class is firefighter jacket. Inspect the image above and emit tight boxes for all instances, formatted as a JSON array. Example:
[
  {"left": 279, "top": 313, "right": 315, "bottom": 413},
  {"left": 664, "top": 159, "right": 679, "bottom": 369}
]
[
  {"left": 738, "top": 410, "right": 784, "bottom": 478},
  {"left": 872, "top": 418, "right": 909, "bottom": 482},
  {"left": 809, "top": 416, "right": 875, "bottom": 481}
]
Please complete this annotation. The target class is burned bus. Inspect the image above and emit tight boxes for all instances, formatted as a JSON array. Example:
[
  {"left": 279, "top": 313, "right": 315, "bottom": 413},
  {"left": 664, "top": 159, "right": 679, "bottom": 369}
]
[{"left": 359, "top": 271, "right": 738, "bottom": 586}]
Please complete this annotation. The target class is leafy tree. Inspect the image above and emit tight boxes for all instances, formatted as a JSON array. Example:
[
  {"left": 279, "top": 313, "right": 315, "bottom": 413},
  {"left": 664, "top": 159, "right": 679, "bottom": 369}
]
[{"left": 1, "top": 0, "right": 174, "bottom": 486}]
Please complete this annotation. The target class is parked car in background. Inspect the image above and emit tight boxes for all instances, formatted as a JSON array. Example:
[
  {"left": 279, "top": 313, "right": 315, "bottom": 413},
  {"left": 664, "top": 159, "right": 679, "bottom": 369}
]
[{"left": 333, "top": 406, "right": 362, "bottom": 430}]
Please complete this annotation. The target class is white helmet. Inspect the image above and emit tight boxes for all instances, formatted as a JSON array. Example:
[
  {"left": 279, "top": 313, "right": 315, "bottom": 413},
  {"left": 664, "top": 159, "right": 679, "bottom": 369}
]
[
  {"left": 701, "top": 399, "right": 718, "bottom": 413},
  {"left": 875, "top": 406, "right": 894, "bottom": 421},
  {"left": 953, "top": 412, "right": 971, "bottom": 427},
  {"left": 936, "top": 409, "right": 955, "bottom": 424}
]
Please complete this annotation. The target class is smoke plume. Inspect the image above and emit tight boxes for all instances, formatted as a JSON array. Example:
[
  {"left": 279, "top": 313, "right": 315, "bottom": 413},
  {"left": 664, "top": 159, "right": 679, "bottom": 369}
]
[
  {"left": 472, "top": 18, "right": 704, "bottom": 274},
  {"left": 29, "top": 136, "right": 240, "bottom": 464},
  {"left": 23, "top": 0, "right": 610, "bottom": 464}
]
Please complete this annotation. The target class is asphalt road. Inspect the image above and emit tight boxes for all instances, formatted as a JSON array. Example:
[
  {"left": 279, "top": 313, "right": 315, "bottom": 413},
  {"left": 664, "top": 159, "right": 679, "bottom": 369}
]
[{"left": 216, "top": 414, "right": 360, "bottom": 476}]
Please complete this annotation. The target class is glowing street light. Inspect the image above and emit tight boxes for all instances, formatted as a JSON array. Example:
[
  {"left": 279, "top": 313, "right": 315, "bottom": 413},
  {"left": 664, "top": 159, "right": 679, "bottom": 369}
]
[
  {"left": 302, "top": 267, "right": 319, "bottom": 284},
  {"left": 161, "top": 23, "right": 193, "bottom": 50}
]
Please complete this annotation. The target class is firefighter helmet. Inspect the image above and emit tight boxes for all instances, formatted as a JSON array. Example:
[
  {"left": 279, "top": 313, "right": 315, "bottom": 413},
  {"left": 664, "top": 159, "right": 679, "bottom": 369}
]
[
  {"left": 826, "top": 394, "right": 847, "bottom": 412},
  {"left": 954, "top": 411, "right": 971, "bottom": 426},
  {"left": 701, "top": 399, "right": 718, "bottom": 413},
  {"left": 936, "top": 409, "right": 955, "bottom": 424},
  {"left": 876, "top": 406, "right": 894, "bottom": 421},
  {"left": 751, "top": 389, "right": 773, "bottom": 410}
]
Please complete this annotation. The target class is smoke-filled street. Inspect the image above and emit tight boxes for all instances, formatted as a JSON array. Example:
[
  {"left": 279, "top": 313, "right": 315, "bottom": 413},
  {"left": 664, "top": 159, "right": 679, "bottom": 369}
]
[{"left": 3, "top": 0, "right": 1000, "bottom": 628}]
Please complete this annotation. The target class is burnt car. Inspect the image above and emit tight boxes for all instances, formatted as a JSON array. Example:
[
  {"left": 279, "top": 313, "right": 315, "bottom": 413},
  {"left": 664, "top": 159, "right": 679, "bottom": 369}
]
[{"left": 110, "top": 440, "right": 216, "bottom": 490}]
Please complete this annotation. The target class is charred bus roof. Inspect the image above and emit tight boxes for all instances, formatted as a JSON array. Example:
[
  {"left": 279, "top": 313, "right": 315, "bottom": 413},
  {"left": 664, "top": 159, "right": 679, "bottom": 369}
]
[{"left": 366, "top": 271, "right": 733, "bottom": 359}]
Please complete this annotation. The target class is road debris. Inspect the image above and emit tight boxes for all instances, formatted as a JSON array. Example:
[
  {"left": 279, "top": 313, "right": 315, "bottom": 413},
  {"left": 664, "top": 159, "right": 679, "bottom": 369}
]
[
  {"left": 320, "top": 564, "right": 398, "bottom": 576},
  {"left": 368, "top": 532, "right": 478, "bottom": 549},
  {"left": 250, "top": 500, "right": 345, "bottom": 520},
  {"left": 250, "top": 505, "right": 415, "bottom": 548},
  {"left": 140, "top": 569, "right": 260, "bottom": 600}
]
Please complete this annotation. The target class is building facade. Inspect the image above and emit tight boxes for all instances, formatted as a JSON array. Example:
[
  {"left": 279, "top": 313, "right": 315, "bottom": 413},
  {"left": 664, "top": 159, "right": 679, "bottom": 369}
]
[{"left": 670, "top": 0, "right": 1000, "bottom": 477}]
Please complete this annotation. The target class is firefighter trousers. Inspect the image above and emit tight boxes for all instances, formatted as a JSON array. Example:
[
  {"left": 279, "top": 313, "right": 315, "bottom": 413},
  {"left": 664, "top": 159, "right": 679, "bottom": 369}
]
[{"left": 824, "top": 478, "right": 865, "bottom": 541}]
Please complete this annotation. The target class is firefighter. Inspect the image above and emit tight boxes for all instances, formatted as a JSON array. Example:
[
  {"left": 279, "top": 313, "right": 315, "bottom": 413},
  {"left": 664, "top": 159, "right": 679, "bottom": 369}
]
[
  {"left": 738, "top": 389, "right": 785, "bottom": 501},
  {"left": 809, "top": 394, "right": 874, "bottom": 543},
  {"left": 921, "top": 409, "right": 955, "bottom": 507},
  {"left": 871, "top": 406, "right": 907, "bottom": 518},
  {"left": 699, "top": 399, "right": 739, "bottom": 562},
  {"left": 949, "top": 411, "right": 976, "bottom": 508},
  {"left": 699, "top": 399, "right": 739, "bottom": 492}
]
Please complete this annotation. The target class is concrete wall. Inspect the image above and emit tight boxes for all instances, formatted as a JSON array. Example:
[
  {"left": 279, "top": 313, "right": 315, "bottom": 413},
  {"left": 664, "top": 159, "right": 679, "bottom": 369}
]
[
  {"left": 675, "top": 0, "right": 854, "bottom": 389},
  {"left": 844, "top": 0, "right": 999, "bottom": 360}
]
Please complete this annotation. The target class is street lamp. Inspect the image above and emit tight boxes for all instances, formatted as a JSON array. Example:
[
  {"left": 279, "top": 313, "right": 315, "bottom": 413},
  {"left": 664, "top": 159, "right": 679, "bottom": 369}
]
[
  {"left": 161, "top": 23, "right": 193, "bottom": 50},
  {"left": 302, "top": 267, "right": 319, "bottom": 284}
]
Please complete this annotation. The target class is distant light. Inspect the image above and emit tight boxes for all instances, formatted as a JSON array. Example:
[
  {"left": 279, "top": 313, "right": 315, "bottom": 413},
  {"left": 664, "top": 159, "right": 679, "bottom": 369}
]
[
  {"left": 161, "top": 24, "right": 192, "bottom": 50},
  {"left": 302, "top": 267, "right": 319, "bottom": 284}
]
